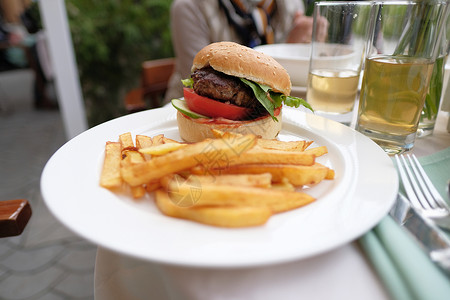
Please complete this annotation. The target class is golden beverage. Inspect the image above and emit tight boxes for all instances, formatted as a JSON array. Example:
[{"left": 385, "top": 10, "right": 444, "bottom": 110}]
[
  {"left": 306, "top": 69, "right": 359, "bottom": 114},
  {"left": 356, "top": 55, "right": 433, "bottom": 153}
]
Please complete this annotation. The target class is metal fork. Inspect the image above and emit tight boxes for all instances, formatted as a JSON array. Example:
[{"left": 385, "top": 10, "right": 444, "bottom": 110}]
[{"left": 395, "top": 154, "right": 450, "bottom": 230}]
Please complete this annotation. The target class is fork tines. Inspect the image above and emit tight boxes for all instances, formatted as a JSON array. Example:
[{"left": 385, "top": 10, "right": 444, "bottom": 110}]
[{"left": 395, "top": 154, "right": 448, "bottom": 213}]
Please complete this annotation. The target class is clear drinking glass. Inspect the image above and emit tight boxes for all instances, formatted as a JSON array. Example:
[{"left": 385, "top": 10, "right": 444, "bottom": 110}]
[
  {"left": 417, "top": 26, "right": 450, "bottom": 138},
  {"left": 355, "top": 0, "right": 449, "bottom": 155},
  {"left": 306, "top": 1, "right": 373, "bottom": 125}
]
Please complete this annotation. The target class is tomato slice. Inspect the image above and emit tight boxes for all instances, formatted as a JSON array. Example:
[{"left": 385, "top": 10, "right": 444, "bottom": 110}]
[
  {"left": 183, "top": 88, "right": 250, "bottom": 120},
  {"left": 274, "top": 106, "right": 281, "bottom": 116}
]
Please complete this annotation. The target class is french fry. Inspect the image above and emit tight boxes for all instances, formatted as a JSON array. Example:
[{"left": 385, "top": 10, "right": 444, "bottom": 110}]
[
  {"left": 303, "top": 146, "right": 328, "bottom": 157},
  {"left": 202, "top": 147, "right": 315, "bottom": 169},
  {"left": 326, "top": 168, "right": 335, "bottom": 180},
  {"left": 192, "top": 163, "right": 332, "bottom": 186},
  {"left": 136, "top": 135, "right": 153, "bottom": 161},
  {"left": 191, "top": 173, "right": 272, "bottom": 188},
  {"left": 152, "top": 134, "right": 165, "bottom": 146},
  {"left": 256, "top": 139, "right": 312, "bottom": 151},
  {"left": 121, "top": 150, "right": 146, "bottom": 199},
  {"left": 120, "top": 136, "right": 146, "bottom": 198},
  {"left": 121, "top": 149, "right": 145, "bottom": 164},
  {"left": 155, "top": 189, "right": 271, "bottom": 227},
  {"left": 121, "top": 134, "right": 257, "bottom": 186},
  {"left": 165, "top": 179, "right": 315, "bottom": 213},
  {"left": 271, "top": 178, "right": 296, "bottom": 192},
  {"left": 139, "top": 143, "right": 187, "bottom": 156},
  {"left": 163, "top": 173, "right": 273, "bottom": 189},
  {"left": 145, "top": 181, "right": 161, "bottom": 193},
  {"left": 211, "top": 129, "right": 312, "bottom": 152},
  {"left": 119, "top": 132, "right": 134, "bottom": 149},
  {"left": 131, "top": 185, "right": 146, "bottom": 199},
  {"left": 99, "top": 142, "right": 122, "bottom": 189},
  {"left": 210, "top": 129, "right": 239, "bottom": 139},
  {"left": 136, "top": 135, "right": 153, "bottom": 148},
  {"left": 162, "top": 136, "right": 180, "bottom": 144}
]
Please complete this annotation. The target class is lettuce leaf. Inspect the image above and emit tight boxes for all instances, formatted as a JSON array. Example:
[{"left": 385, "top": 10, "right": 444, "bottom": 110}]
[
  {"left": 240, "top": 78, "right": 313, "bottom": 121},
  {"left": 240, "top": 79, "right": 278, "bottom": 120},
  {"left": 182, "top": 78, "right": 194, "bottom": 88}
]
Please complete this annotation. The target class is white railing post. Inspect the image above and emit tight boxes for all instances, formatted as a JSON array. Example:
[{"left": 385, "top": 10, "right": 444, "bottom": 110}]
[{"left": 38, "top": 0, "right": 88, "bottom": 140}]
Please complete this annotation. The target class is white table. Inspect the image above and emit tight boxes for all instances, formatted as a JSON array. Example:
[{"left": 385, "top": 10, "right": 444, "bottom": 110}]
[
  {"left": 413, "top": 112, "right": 450, "bottom": 157},
  {"left": 94, "top": 112, "right": 449, "bottom": 300}
]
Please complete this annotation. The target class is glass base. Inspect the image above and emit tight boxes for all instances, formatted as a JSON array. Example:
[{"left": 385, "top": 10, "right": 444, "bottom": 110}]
[
  {"left": 417, "top": 120, "right": 436, "bottom": 137},
  {"left": 355, "top": 125, "right": 416, "bottom": 155},
  {"left": 314, "top": 110, "right": 354, "bottom": 126},
  {"left": 416, "top": 126, "right": 435, "bottom": 137}
]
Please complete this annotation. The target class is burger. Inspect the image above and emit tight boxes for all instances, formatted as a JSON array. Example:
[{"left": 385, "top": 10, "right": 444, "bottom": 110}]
[{"left": 171, "top": 41, "right": 312, "bottom": 142}]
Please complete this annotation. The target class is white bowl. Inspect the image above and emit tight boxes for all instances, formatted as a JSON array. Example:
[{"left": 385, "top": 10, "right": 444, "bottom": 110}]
[
  {"left": 255, "top": 43, "right": 311, "bottom": 87},
  {"left": 255, "top": 43, "right": 357, "bottom": 87}
]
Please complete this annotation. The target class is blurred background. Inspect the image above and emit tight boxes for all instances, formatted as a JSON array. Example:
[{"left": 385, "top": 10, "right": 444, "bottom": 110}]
[
  {"left": 1, "top": 0, "right": 173, "bottom": 125},
  {"left": 0, "top": 0, "right": 173, "bottom": 299}
]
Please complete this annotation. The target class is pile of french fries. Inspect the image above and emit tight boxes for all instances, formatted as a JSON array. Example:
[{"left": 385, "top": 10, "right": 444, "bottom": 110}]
[{"left": 100, "top": 130, "right": 335, "bottom": 228}]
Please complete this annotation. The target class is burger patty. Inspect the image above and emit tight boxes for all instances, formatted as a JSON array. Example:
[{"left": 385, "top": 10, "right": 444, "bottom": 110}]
[{"left": 192, "top": 67, "right": 266, "bottom": 115}]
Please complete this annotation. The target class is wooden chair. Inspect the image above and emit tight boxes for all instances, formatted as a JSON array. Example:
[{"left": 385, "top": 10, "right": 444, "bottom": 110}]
[
  {"left": 0, "top": 199, "right": 32, "bottom": 238},
  {"left": 125, "top": 58, "right": 175, "bottom": 113}
]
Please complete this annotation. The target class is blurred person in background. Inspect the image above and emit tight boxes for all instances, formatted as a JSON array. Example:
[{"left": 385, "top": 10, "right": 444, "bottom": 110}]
[
  {"left": 164, "top": 0, "right": 327, "bottom": 103},
  {"left": 0, "top": 2, "right": 55, "bottom": 109},
  {"left": 0, "top": 13, "right": 25, "bottom": 71}
]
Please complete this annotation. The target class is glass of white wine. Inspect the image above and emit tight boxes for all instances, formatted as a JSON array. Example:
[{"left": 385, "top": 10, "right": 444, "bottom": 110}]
[
  {"left": 355, "top": 0, "right": 449, "bottom": 155},
  {"left": 306, "top": 1, "right": 373, "bottom": 126}
]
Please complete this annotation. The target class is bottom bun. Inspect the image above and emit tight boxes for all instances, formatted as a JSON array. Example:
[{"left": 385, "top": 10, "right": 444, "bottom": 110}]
[{"left": 177, "top": 111, "right": 282, "bottom": 142}]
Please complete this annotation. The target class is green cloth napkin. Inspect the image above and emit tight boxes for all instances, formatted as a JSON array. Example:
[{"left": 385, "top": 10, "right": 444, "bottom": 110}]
[
  {"left": 420, "top": 147, "right": 450, "bottom": 200},
  {"left": 359, "top": 147, "right": 450, "bottom": 300}
]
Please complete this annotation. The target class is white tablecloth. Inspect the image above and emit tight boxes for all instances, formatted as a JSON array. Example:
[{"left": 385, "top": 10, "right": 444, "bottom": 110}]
[{"left": 94, "top": 112, "right": 449, "bottom": 300}]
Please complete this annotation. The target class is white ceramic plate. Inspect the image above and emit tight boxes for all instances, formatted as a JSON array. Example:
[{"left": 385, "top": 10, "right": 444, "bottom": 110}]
[{"left": 41, "top": 105, "right": 398, "bottom": 268}]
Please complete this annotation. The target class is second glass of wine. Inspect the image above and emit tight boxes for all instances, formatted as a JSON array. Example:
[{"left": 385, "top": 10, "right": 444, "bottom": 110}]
[{"left": 355, "top": 0, "right": 448, "bottom": 155}]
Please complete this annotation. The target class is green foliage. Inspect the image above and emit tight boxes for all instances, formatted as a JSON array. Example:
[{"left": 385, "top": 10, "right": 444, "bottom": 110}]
[
  {"left": 423, "top": 55, "right": 445, "bottom": 119},
  {"left": 351, "top": 5, "right": 371, "bottom": 37},
  {"left": 67, "top": 0, "right": 174, "bottom": 127}
]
